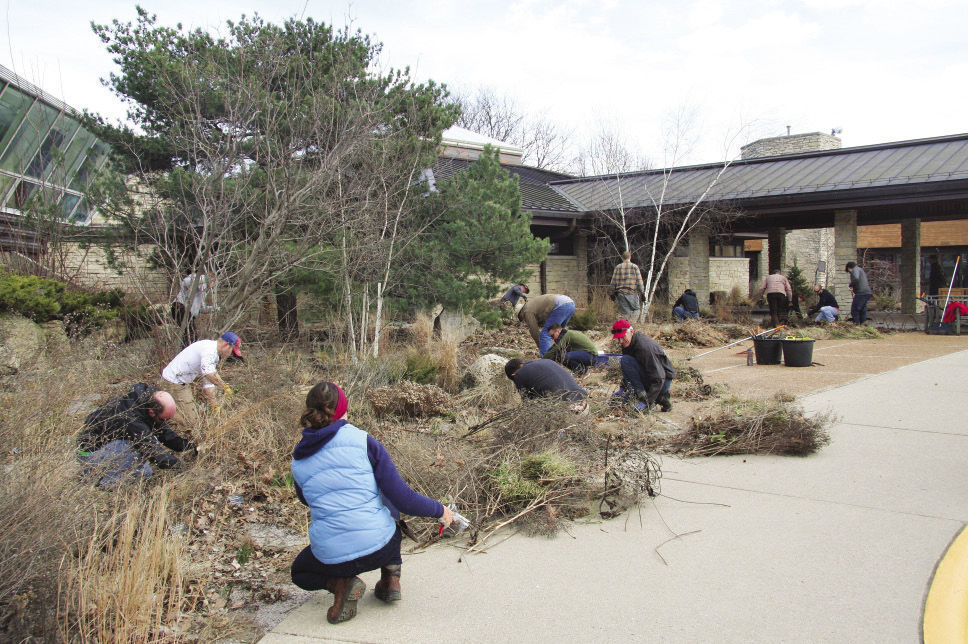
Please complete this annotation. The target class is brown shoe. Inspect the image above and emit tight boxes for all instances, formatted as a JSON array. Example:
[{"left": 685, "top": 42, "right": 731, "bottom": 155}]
[
  {"left": 326, "top": 576, "right": 366, "bottom": 624},
  {"left": 374, "top": 564, "right": 402, "bottom": 602}
]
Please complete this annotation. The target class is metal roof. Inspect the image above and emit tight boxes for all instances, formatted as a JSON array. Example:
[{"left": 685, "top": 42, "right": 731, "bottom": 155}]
[
  {"left": 431, "top": 157, "right": 582, "bottom": 214},
  {"left": 551, "top": 133, "right": 968, "bottom": 213}
]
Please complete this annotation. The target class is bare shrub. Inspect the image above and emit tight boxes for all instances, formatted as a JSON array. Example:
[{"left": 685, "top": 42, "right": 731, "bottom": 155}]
[
  {"left": 710, "top": 286, "right": 753, "bottom": 323},
  {"left": 368, "top": 381, "right": 453, "bottom": 418},
  {"left": 661, "top": 395, "right": 833, "bottom": 456}
]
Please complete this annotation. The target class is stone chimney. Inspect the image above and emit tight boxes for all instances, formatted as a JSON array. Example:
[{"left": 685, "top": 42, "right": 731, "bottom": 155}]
[{"left": 740, "top": 132, "right": 842, "bottom": 159}]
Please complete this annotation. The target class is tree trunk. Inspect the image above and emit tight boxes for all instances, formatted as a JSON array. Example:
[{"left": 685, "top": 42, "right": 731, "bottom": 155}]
[{"left": 275, "top": 290, "right": 299, "bottom": 342}]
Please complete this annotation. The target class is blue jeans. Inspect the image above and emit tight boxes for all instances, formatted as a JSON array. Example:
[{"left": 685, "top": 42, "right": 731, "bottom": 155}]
[
  {"left": 618, "top": 355, "right": 672, "bottom": 403},
  {"left": 539, "top": 302, "right": 576, "bottom": 355},
  {"left": 851, "top": 293, "right": 871, "bottom": 324},
  {"left": 673, "top": 306, "right": 699, "bottom": 321},
  {"left": 78, "top": 440, "right": 153, "bottom": 489},
  {"left": 814, "top": 306, "right": 839, "bottom": 323}
]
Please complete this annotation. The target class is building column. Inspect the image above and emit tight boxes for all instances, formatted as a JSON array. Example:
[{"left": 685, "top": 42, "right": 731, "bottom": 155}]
[
  {"left": 688, "top": 226, "right": 710, "bottom": 307},
  {"left": 767, "top": 227, "right": 786, "bottom": 272},
  {"left": 900, "top": 218, "right": 921, "bottom": 314},
  {"left": 833, "top": 210, "right": 858, "bottom": 309}
]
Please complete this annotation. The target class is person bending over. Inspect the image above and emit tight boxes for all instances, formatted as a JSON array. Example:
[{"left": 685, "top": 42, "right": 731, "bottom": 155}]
[
  {"left": 610, "top": 319, "right": 675, "bottom": 412},
  {"left": 543, "top": 324, "right": 598, "bottom": 375},
  {"left": 77, "top": 383, "right": 194, "bottom": 489},
  {"left": 504, "top": 358, "right": 588, "bottom": 410},
  {"left": 517, "top": 293, "right": 576, "bottom": 356},
  {"left": 161, "top": 331, "right": 241, "bottom": 426}
]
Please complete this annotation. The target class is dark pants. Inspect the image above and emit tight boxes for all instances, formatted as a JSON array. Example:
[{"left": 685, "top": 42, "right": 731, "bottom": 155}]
[
  {"left": 562, "top": 350, "right": 594, "bottom": 374},
  {"left": 851, "top": 293, "right": 872, "bottom": 324},
  {"left": 619, "top": 355, "right": 672, "bottom": 404},
  {"left": 78, "top": 440, "right": 153, "bottom": 489},
  {"left": 170, "top": 302, "right": 197, "bottom": 344},
  {"left": 291, "top": 527, "right": 402, "bottom": 591},
  {"left": 766, "top": 293, "right": 788, "bottom": 327}
]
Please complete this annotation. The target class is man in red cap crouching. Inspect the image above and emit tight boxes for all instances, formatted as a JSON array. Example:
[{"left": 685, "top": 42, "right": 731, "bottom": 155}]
[
  {"left": 610, "top": 320, "right": 675, "bottom": 412},
  {"left": 161, "top": 331, "right": 242, "bottom": 426}
]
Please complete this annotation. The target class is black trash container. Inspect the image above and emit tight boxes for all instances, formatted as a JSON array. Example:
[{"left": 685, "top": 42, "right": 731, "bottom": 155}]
[
  {"left": 753, "top": 338, "right": 782, "bottom": 365},
  {"left": 781, "top": 339, "right": 815, "bottom": 367}
]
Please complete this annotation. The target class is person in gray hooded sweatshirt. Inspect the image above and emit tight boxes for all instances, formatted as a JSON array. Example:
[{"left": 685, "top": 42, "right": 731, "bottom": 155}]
[{"left": 845, "top": 261, "right": 873, "bottom": 324}]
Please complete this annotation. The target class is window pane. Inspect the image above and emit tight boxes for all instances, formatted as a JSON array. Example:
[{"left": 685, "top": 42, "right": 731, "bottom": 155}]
[
  {"left": 0, "top": 99, "right": 59, "bottom": 174},
  {"left": 34, "top": 114, "right": 81, "bottom": 181},
  {"left": 0, "top": 172, "right": 15, "bottom": 204},
  {"left": 11, "top": 178, "right": 40, "bottom": 209},
  {"left": 0, "top": 85, "right": 32, "bottom": 155},
  {"left": 25, "top": 113, "right": 76, "bottom": 179},
  {"left": 71, "top": 197, "right": 90, "bottom": 223},
  {"left": 54, "top": 126, "right": 95, "bottom": 185},
  {"left": 58, "top": 193, "right": 80, "bottom": 219}
]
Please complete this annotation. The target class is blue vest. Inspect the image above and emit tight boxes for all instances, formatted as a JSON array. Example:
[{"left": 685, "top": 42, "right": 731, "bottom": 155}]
[{"left": 291, "top": 423, "right": 396, "bottom": 564}]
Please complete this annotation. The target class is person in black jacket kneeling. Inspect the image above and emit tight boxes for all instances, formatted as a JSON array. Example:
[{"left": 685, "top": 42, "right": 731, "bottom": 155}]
[{"left": 77, "top": 383, "right": 194, "bottom": 489}]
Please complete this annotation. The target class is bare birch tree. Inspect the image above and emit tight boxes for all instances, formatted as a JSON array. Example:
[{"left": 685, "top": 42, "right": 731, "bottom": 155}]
[{"left": 579, "top": 113, "right": 749, "bottom": 316}]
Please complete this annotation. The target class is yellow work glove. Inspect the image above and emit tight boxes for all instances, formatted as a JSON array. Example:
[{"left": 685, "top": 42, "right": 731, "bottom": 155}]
[{"left": 223, "top": 386, "right": 233, "bottom": 402}]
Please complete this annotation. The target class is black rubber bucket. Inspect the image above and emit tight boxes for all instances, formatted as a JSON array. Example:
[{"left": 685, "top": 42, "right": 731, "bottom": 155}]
[
  {"left": 781, "top": 339, "right": 815, "bottom": 367},
  {"left": 753, "top": 338, "right": 782, "bottom": 365}
]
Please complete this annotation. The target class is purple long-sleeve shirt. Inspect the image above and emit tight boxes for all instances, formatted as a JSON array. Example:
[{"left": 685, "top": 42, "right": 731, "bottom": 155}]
[{"left": 292, "top": 419, "right": 443, "bottom": 519}]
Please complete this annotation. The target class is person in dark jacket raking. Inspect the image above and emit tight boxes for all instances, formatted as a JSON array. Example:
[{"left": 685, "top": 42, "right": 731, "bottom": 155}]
[
  {"left": 290, "top": 382, "right": 454, "bottom": 624},
  {"left": 77, "top": 383, "right": 194, "bottom": 489},
  {"left": 610, "top": 319, "right": 675, "bottom": 412}
]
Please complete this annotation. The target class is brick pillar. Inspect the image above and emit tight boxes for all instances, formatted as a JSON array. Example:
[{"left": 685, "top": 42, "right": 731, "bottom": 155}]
[
  {"left": 688, "top": 227, "right": 710, "bottom": 307},
  {"left": 767, "top": 228, "right": 786, "bottom": 272},
  {"left": 900, "top": 218, "right": 921, "bottom": 314},
  {"left": 833, "top": 210, "right": 858, "bottom": 309}
]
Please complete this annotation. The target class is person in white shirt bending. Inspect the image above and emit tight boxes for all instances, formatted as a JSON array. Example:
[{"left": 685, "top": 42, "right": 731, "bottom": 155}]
[{"left": 161, "top": 331, "right": 241, "bottom": 426}]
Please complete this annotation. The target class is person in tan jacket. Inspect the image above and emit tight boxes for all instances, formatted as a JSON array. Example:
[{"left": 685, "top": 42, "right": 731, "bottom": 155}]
[
  {"left": 517, "top": 293, "right": 575, "bottom": 355},
  {"left": 757, "top": 269, "right": 794, "bottom": 327}
]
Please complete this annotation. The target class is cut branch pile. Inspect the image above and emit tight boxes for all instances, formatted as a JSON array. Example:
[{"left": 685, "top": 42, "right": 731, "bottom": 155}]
[
  {"left": 660, "top": 395, "right": 832, "bottom": 456},
  {"left": 367, "top": 381, "right": 453, "bottom": 418}
]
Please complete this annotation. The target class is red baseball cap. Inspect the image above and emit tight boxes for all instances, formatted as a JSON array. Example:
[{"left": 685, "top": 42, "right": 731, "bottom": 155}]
[{"left": 611, "top": 319, "right": 632, "bottom": 339}]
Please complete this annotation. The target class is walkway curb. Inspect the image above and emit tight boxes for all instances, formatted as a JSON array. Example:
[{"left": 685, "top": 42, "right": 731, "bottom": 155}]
[{"left": 923, "top": 524, "right": 968, "bottom": 643}]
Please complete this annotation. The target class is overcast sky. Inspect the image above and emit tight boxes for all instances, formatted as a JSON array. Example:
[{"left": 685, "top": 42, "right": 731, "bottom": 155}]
[{"left": 3, "top": 0, "right": 966, "bottom": 166}]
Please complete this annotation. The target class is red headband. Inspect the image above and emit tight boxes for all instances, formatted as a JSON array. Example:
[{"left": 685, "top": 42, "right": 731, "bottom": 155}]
[{"left": 331, "top": 384, "right": 348, "bottom": 422}]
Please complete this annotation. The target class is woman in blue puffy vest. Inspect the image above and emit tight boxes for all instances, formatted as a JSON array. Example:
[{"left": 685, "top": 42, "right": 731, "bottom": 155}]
[{"left": 290, "top": 381, "right": 454, "bottom": 624}]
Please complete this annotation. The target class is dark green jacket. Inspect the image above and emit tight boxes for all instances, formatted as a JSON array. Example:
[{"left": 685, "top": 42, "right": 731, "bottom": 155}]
[{"left": 543, "top": 329, "right": 598, "bottom": 363}]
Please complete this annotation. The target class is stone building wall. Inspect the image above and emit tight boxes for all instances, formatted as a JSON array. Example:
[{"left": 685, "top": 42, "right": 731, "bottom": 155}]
[
  {"left": 740, "top": 132, "right": 842, "bottom": 159},
  {"left": 667, "top": 256, "right": 689, "bottom": 302},
  {"left": 709, "top": 257, "right": 751, "bottom": 295},
  {"left": 523, "top": 234, "right": 589, "bottom": 305},
  {"left": 61, "top": 242, "right": 170, "bottom": 301},
  {"left": 784, "top": 228, "right": 836, "bottom": 286}
]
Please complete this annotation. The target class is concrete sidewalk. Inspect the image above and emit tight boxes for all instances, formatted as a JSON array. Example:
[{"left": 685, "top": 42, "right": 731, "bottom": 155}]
[{"left": 262, "top": 349, "right": 968, "bottom": 643}]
